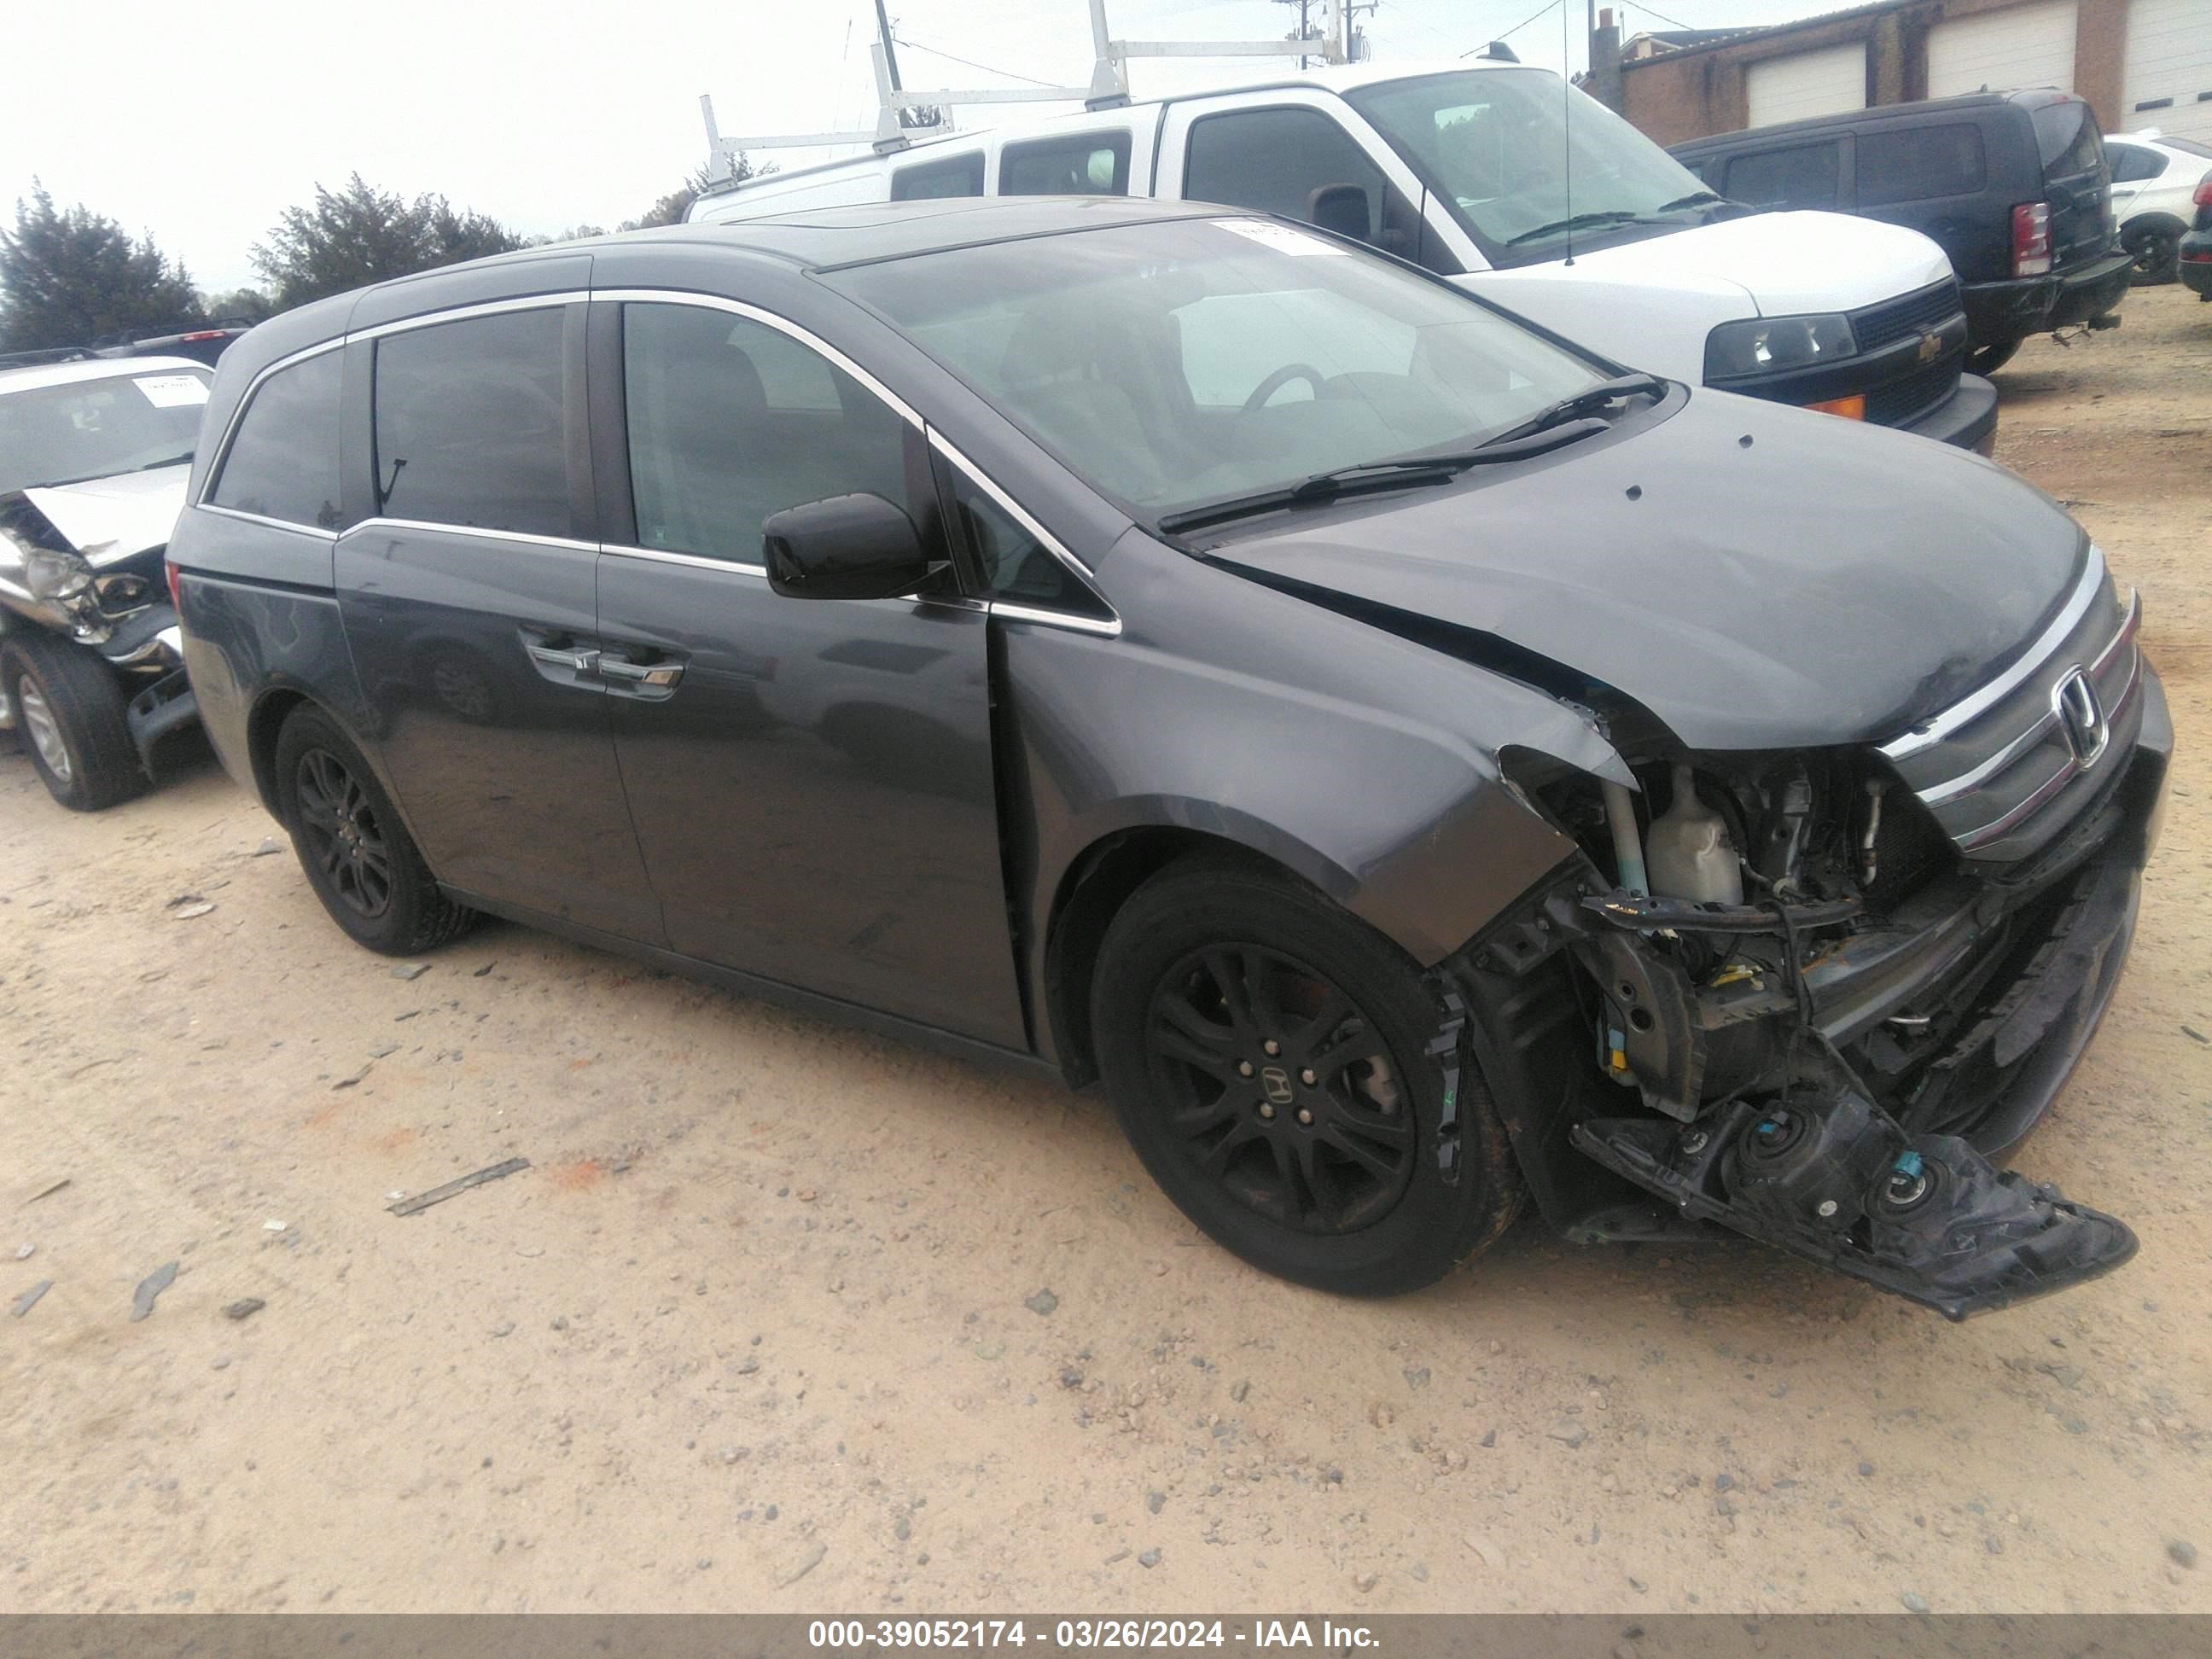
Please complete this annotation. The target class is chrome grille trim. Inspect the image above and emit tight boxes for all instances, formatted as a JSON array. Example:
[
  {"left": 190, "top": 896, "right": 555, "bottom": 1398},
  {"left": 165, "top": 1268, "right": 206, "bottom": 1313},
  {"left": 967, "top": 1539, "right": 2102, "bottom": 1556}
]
[
  {"left": 1952, "top": 645, "right": 2141, "bottom": 850},
  {"left": 1880, "top": 546, "right": 2109, "bottom": 761}
]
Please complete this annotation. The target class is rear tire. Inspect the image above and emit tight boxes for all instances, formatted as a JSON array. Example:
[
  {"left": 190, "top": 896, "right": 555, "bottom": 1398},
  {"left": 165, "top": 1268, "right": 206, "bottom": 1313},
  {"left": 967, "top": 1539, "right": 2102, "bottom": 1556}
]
[
  {"left": 1966, "top": 340, "right": 2022, "bottom": 377},
  {"left": 273, "top": 705, "right": 475, "bottom": 956},
  {"left": 0, "top": 632, "right": 146, "bottom": 812},
  {"left": 1091, "top": 855, "right": 1522, "bottom": 1295},
  {"left": 2125, "top": 223, "right": 2180, "bottom": 286}
]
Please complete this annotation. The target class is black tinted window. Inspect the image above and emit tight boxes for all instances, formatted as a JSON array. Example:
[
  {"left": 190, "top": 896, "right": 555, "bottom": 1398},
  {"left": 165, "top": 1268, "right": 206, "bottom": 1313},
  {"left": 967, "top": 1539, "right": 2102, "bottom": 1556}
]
[
  {"left": 894, "top": 154, "right": 985, "bottom": 200},
  {"left": 1000, "top": 132, "right": 1130, "bottom": 195},
  {"left": 2031, "top": 100, "right": 2104, "bottom": 179},
  {"left": 1856, "top": 123, "right": 1988, "bottom": 204},
  {"left": 212, "top": 351, "right": 342, "bottom": 528},
  {"left": 373, "top": 308, "right": 570, "bottom": 537},
  {"left": 2105, "top": 143, "right": 2165, "bottom": 183},
  {"left": 1185, "top": 108, "right": 1389, "bottom": 238},
  {"left": 622, "top": 303, "right": 910, "bottom": 565},
  {"left": 949, "top": 470, "right": 1106, "bottom": 618},
  {"left": 1724, "top": 142, "right": 1842, "bottom": 208}
]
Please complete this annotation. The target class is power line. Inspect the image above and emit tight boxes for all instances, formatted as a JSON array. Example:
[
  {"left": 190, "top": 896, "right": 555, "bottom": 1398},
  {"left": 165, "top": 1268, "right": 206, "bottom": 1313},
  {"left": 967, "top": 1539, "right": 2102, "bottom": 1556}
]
[
  {"left": 893, "top": 35, "right": 1061, "bottom": 90},
  {"left": 1621, "top": 0, "right": 1702, "bottom": 31},
  {"left": 1461, "top": 0, "right": 1563, "bottom": 55}
]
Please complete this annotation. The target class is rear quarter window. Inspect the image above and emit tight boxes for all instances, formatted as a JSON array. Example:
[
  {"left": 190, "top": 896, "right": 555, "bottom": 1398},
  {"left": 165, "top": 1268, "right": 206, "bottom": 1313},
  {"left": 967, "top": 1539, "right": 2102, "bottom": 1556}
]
[
  {"left": 892, "top": 154, "right": 984, "bottom": 200},
  {"left": 999, "top": 132, "right": 1130, "bottom": 195},
  {"left": 2031, "top": 100, "right": 2104, "bottom": 180},
  {"left": 1856, "top": 123, "right": 1988, "bottom": 206},
  {"left": 209, "top": 349, "right": 343, "bottom": 530}
]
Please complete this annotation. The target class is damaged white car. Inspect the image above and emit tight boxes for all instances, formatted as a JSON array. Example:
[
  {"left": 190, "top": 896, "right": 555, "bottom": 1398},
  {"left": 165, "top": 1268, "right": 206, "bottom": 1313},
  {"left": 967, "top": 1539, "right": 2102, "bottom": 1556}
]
[{"left": 0, "top": 356, "right": 207, "bottom": 809}]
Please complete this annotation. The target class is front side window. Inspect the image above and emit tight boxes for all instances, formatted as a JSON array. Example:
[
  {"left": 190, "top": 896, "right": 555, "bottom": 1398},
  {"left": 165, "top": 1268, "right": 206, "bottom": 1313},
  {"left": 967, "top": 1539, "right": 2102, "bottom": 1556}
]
[
  {"left": 372, "top": 308, "right": 570, "bottom": 537},
  {"left": 0, "top": 367, "right": 209, "bottom": 495},
  {"left": 210, "top": 350, "right": 342, "bottom": 528},
  {"left": 894, "top": 154, "right": 985, "bottom": 200},
  {"left": 1350, "top": 69, "right": 1714, "bottom": 265},
  {"left": 1000, "top": 132, "right": 1130, "bottom": 196},
  {"left": 831, "top": 217, "right": 1604, "bottom": 522},
  {"left": 1724, "top": 141, "right": 1842, "bottom": 209},
  {"left": 1185, "top": 108, "right": 1389, "bottom": 240},
  {"left": 1856, "top": 124, "right": 1988, "bottom": 205},
  {"left": 621, "top": 303, "right": 911, "bottom": 565}
]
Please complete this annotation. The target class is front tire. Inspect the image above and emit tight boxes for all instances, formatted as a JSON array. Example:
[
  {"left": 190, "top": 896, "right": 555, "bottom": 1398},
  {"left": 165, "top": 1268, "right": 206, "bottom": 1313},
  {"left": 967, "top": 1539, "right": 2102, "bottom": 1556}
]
[
  {"left": 0, "top": 632, "right": 145, "bottom": 811},
  {"left": 273, "top": 706, "right": 475, "bottom": 955},
  {"left": 1091, "top": 856, "right": 1522, "bottom": 1295}
]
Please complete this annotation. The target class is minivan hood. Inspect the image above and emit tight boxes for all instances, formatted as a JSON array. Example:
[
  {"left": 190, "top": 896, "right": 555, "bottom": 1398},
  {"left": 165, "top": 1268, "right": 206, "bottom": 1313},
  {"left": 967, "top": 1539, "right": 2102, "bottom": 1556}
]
[
  {"left": 1565, "top": 210, "right": 1956, "bottom": 315},
  {"left": 1197, "top": 392, "right": 2083, "bottom": 752},
  {"left": 20, "top": 464, "right": 190, "bottom": 568}
]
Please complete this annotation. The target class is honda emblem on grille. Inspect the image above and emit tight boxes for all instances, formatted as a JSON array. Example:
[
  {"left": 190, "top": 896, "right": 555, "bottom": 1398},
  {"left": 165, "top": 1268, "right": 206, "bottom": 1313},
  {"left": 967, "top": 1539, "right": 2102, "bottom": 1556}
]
[
  {"left": 1916, "top": 331, "right": 1942, "bottom": 364},
  {"left": 2053, "top": 668, "right": 2108, "bottom": 767}
]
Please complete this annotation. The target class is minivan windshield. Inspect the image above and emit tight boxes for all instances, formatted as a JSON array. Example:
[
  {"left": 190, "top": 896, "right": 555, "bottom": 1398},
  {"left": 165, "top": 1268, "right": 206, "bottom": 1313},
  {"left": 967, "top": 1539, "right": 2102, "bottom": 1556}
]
[
  {"left": 0, "top": 367, "right": 211, "bottom": 493},
  {"left": 1349, "top": 68, "right": 1722, "bottom": 265},
  {"left": 831, "top": 216, "right": 1607, "bottom": 522}
]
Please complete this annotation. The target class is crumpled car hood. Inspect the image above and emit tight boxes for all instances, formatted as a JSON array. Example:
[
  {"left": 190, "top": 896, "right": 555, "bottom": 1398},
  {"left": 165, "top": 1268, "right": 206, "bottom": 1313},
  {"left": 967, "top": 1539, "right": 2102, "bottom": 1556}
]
[
  {"left": 1199, "top": 392, "right": 2086, "bottom": 752},
  {"left": 18, "top": 463, "right": 191, "bottom": 568}
]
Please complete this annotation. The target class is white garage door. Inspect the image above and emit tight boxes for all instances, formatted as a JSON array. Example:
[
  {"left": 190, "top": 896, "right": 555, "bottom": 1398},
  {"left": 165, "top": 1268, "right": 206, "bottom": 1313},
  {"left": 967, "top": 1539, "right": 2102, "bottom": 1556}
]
[
  {"left": 1928, "top": 1, "right": 2079, "bottom": 97},
  {"left": 2124, "top": 0, "right": 2212, "bottom": 145},
  {"left": 1747, "top": 43, "right": 1868, "bottom": 126}
]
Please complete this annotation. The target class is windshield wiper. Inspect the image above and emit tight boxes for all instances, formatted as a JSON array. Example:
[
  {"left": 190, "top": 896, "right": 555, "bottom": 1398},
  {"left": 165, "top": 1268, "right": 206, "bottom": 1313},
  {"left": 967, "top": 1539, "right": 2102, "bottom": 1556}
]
[
  {"left": 1155, "top": 409, "right": 1639, "bottom": 536},
  {"left": 1652, "top": 190, "right": 1725, "bottom": 213},
  {"left": 1503, "top": 209, "right": 1639, "bottom": 246},
  {"left": 1481, "top": 372, "right": 1668, "bottom": 446},
  {"left": 137, "top": 452, "right": 195, "bottom": 471}
]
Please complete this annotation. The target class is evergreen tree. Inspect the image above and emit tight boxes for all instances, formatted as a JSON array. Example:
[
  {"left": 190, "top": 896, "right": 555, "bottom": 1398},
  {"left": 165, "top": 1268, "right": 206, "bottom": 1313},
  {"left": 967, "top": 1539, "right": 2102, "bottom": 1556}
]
[
  {"left": 251, "top": 175, "right": 525, "bottom": 311},
  {"left": 0, "top": 185, "right": 203, "bottom": 351}
]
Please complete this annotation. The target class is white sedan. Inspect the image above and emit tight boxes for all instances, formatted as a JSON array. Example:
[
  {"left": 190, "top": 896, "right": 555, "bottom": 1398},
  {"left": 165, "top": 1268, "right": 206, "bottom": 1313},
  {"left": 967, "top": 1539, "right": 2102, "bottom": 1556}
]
[{"left": 2106, "top": 130, "right": 2212, "bottom": 284}]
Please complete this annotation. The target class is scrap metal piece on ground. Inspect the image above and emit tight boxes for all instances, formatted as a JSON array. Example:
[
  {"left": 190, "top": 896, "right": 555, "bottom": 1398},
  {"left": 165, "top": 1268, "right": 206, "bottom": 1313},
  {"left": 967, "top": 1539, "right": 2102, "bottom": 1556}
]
[
  {"left": 11, "top": 1280, "right": 52, "bottom": 1318},
  {"left": 387, "top": 1157, "right": 531, "bottom": 1217},
  {"left": 29, "top": 1179, "right": 71, "bottom": 1203},
  {"left": 224, "top": 1298, "right": 265, "bottom": 1321},
  {"left": 130, "top": 1260, "right": 179, "bottom": 1322}
]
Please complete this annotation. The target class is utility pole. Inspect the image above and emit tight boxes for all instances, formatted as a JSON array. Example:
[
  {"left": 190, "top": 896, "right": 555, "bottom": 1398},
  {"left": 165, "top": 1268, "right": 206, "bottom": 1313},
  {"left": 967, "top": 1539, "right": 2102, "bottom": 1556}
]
[
  {"left": 1272, "top": 0, "right": 1313, "bottom": 71},
  {"left": 873, "top": 0, "right": 903, "bottom": 92}
]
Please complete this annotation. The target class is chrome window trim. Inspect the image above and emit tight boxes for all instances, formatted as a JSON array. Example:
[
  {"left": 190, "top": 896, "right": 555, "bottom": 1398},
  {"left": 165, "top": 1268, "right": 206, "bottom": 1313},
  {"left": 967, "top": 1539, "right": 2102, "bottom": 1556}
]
[
  {"left": 195, "top": 335, "right": 347, "bottom": 511},
  {"left": 194, "top": 502, "right": 341, "bottom": 543},
  {"left": 601, "top": 542, "right": 768, "bottom": 579},
  {"left": 1879, "top": 546, "right": 2110, "bottom": 760},
  {"left": 338, "top": 515, "right": 601, "bottom": 556},
  {"left": 590, "top": 288, "right": 922, "bottom": 427},
  {"left": 346, "top": 290, "right": 592, "bottom": 345},
  {"left": 990, "top": 600, "right": 1123, "bottom": 638}
]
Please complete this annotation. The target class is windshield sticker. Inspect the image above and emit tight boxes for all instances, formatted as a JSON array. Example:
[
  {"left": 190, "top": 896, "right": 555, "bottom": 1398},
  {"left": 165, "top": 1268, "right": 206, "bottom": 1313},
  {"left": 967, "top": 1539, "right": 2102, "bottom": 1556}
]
[
  {"left": 1214, "top": 218, "right": 1348, "bottom": 258},
  {"left": 132, "top": 375, "right": 209, "bottom": 409}
]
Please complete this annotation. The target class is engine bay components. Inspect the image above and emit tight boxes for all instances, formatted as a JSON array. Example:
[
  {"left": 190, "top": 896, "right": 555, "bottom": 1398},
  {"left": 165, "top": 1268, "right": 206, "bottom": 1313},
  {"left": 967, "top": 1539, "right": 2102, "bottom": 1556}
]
[{"left": 1647, "top": 762, "right": 1744, "bottom": 905}]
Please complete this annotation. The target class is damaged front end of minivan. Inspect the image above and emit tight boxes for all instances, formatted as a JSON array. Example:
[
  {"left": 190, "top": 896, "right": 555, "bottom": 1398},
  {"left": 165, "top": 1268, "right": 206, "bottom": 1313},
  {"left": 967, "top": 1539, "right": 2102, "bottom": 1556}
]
[{"left": 1453, "top": 553, "right": 2168, "bottom": 1319}]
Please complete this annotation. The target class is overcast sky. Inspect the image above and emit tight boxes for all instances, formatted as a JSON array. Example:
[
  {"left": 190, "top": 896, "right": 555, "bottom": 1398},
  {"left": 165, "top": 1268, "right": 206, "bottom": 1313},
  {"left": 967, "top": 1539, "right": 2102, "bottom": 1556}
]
[{"left": 5, "top": 0, "right": 1821, "bottom": 295}]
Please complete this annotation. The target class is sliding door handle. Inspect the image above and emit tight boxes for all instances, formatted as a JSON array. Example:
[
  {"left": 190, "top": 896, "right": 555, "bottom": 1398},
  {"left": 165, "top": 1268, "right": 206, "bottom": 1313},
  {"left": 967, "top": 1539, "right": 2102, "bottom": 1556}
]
[{"left": 524, "top": 641, "right": 599, "bottom": 675}]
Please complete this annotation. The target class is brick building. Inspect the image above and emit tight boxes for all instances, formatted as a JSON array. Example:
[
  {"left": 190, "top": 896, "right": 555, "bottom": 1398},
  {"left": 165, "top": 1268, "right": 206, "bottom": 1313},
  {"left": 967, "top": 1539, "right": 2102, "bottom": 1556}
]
[{"left": 1596, "top": 0, "right": 2210, "bottom": 148}]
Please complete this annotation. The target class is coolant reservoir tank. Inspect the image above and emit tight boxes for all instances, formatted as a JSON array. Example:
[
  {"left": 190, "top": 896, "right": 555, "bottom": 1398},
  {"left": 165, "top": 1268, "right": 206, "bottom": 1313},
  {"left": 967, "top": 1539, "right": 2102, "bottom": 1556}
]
[{"left": 1647, "top": 763, "right": 1745, "bottom": 905}]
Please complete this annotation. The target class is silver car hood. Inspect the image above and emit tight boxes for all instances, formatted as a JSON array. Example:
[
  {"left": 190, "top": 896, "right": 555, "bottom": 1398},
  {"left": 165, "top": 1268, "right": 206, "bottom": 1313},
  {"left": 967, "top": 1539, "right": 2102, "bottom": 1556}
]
[{"left": 19, "top": 464, "right": 192, "bottom": 567}]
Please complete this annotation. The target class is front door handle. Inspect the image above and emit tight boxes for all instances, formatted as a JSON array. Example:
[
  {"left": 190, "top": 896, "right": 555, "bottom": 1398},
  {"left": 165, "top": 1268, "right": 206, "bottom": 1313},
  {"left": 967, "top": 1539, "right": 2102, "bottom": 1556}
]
[{"left": 597, "top": 655, "right": 684, "bottom": 690}]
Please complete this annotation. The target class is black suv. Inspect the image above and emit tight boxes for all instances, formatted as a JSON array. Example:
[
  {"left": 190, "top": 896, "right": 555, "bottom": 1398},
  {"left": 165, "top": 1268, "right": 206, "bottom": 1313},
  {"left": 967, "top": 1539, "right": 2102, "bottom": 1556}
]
[{"left": 1674, "top": 90, "right": 2132, "bottom": 375}]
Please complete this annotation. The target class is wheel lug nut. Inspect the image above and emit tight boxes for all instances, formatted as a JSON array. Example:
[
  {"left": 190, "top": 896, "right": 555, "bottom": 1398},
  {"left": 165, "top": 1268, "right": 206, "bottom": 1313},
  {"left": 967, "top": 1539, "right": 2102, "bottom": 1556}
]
[
  {"left": 1295, "top": 1108, "right": 1313, "bottom": 1126},
  {"left": 1237, "top": 1061, "right": 1254, "bottom": 1077},
  {"left": 1263, "top": 1039, "right": 1281, "bottom": 1057},
  {"left": 1259, "top": 1103, "right": 1276, "bottom": 1120},
  {"left": 1300, "top": 1068, "right": 1317, "bottom": 1086}
]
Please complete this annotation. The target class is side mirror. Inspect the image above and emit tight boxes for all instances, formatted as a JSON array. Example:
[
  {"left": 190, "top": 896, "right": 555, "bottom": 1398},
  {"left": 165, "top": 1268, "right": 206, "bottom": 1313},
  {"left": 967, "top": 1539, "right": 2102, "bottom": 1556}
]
[
  {"left": 1307, "top": 183, "right": 1371, "bottom": 242},
  {"left": 763, "top": 493, "right": 941, "bottom": 602}
]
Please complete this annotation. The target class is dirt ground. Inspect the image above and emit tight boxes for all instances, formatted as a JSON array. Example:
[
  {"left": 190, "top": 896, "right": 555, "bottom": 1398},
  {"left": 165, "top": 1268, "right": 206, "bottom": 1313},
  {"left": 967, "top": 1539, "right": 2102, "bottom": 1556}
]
[{"left": 3, "top": 287, "right": 2208, "bottom": 1619}]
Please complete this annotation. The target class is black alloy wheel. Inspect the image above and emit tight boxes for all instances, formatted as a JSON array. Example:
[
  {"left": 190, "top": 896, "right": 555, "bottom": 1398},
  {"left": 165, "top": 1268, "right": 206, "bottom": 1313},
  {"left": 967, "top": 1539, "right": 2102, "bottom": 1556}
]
[
  {"left": 272, "top": 705, "right": 475, "bottom": 955},
  {"left": 1145, "top": 943, "right": 1413, "bottom": 1235},
  {"left": 2127, "top": 224, "right": 2180, "bottom": 286},
  {"left": 293, "top": 747, "right": 394, "bottom": 920},
  {"left": 1092, "top": 855, "right": 1523, "bottom": 1295}
]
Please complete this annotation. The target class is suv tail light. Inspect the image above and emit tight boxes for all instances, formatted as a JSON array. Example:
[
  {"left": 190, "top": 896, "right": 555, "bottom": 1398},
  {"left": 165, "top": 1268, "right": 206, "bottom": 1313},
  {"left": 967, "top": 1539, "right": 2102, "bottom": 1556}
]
[
  {"left": 165, "top": 559, "right": 183, "bottom": 612},
  {"left": 2193, "top": 173, "right": 2212, "bottom": 209},
  {"left": 2011, "top": 201, "right": 2052, "bottom": 277}
]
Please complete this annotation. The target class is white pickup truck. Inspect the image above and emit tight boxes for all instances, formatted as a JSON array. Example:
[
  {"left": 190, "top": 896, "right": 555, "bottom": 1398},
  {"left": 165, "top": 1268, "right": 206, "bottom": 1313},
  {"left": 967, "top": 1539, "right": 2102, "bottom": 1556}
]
[{"left": 690, "top": 58, "right": 1996, "bottom": 452}]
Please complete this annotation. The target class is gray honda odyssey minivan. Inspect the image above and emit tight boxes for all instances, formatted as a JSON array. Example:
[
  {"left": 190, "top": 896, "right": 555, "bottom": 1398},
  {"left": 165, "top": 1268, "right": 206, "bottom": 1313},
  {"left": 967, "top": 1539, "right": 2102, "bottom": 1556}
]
[{"left": 169, "top": 198, "right": 2168, "bottom": 1318}]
